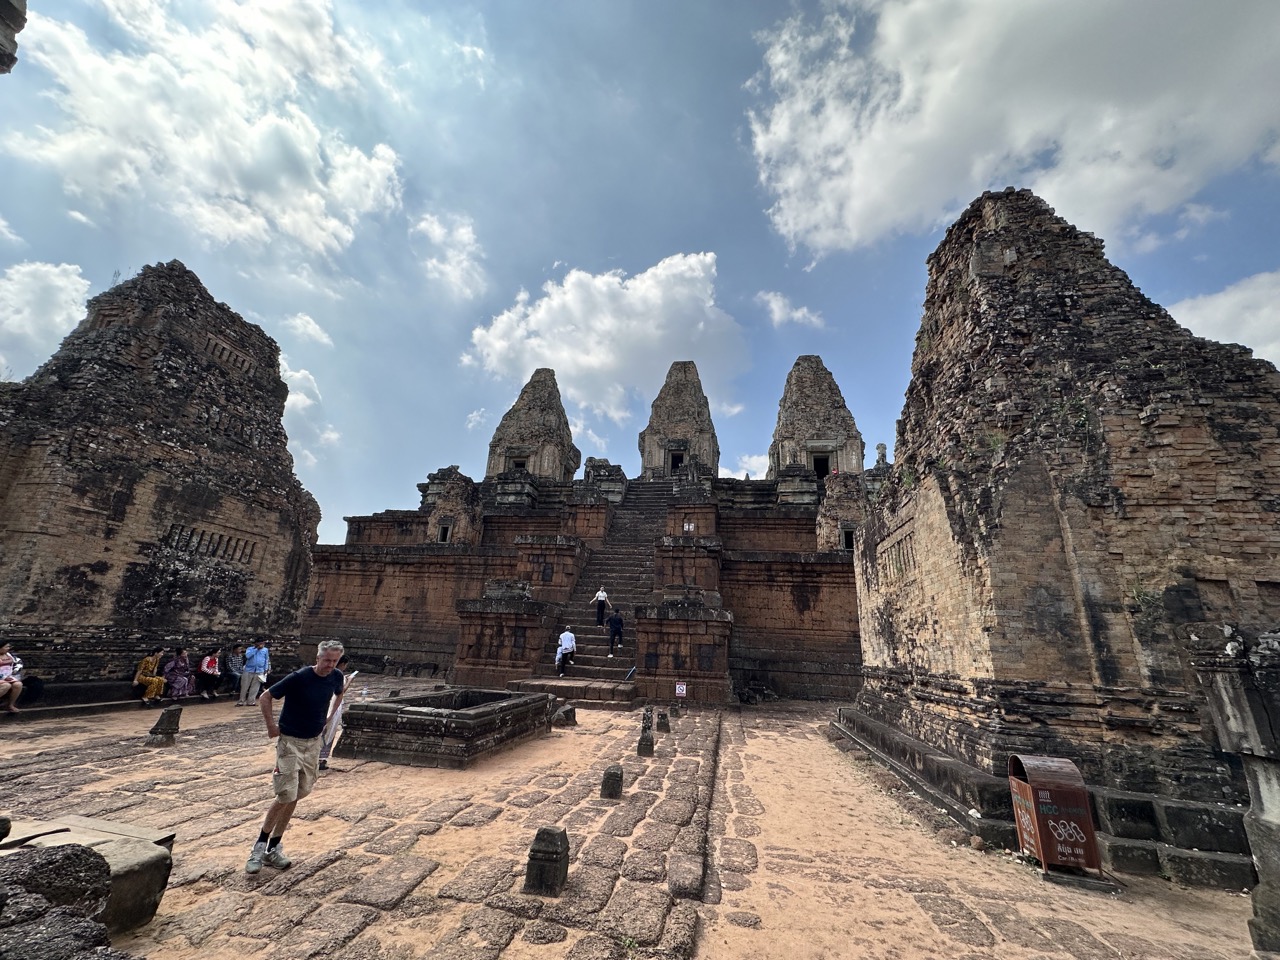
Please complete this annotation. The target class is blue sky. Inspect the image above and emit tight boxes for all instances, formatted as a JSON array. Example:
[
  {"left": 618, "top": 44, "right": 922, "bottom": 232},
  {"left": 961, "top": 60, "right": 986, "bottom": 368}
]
[{"left": 3, "top": 1, "right": 1279, "bottom": 544}]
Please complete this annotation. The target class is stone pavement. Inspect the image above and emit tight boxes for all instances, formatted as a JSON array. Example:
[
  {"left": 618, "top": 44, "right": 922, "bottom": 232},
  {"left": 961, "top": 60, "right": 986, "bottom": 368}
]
[{"left": 0, "top": 682, "right": 1254, "bottom": 959}]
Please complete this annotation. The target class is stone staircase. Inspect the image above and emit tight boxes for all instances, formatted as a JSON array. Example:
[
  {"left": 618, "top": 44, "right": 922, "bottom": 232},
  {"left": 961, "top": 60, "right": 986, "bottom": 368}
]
[{"left": 510, "top": 480, "right": 673, "bottom": 707}]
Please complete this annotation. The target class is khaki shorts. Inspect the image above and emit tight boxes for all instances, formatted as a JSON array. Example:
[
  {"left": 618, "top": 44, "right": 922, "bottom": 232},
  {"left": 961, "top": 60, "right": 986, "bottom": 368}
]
[{"left": 272, "top": 734, "right": 321, "bottom": 803}]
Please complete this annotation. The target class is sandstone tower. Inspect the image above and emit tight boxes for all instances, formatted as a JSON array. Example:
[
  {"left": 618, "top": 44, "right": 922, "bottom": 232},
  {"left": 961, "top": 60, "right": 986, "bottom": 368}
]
[
  {"left": 638, "top": 360, "right": 719, "bottom": 478},
  {"left": 840, "top": 188, "right": 1280, "bottom": 876},
  {"left": 767, "top": 354, "right": 864, "bottom": 480},
  {"left": 0, "top": 261, "right": 320, "bottom": 679},
  {"left": 484, "top": 367, "right": 581, "bottom": 481},
  {"left": 0, "top": 0, "right": 25, "bottom": 74}
]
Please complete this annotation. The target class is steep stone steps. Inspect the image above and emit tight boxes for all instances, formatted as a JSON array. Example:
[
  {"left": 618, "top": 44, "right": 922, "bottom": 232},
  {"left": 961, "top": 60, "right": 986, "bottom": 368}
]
[{"left": 535, "top": 480, "right": 674, "bottom": 702}]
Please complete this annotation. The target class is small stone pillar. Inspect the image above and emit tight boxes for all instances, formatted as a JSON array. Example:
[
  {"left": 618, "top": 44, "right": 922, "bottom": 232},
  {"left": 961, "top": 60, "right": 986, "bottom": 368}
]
[
  {"left": 669, "top": 703, "right": 681, "bottom": 719},
  {"left": 638, "top": 705, "right": 655, "bottom": 757},
  {"left": 144, "top": 705, "right": 182, "bottom": 747},
  {"left": 601, "top": 764, "right": 624, "bottom": 799},
  {"left": 657, "top": 710, "right": 670, "bottom": 733},
  {"left": 522, "top": 826, "right": 570, "bottom": 897}
]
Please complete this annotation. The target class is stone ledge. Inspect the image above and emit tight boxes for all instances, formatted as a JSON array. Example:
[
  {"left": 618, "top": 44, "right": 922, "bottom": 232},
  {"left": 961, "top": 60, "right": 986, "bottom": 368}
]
[{"left": 835, "top": 706, "right": 1258, "bottom": 886}]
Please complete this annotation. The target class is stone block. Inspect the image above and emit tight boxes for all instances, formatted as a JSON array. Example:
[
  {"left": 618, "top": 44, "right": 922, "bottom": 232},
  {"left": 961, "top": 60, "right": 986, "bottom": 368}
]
[
  {"left": 93, "top": 838, "right": 172, "bottom": 933},
  {"left": 1092, "top": 790, "right": 1161, "bottom": 841},
  {"left": 666, "top": 852, "right": 705, "bottom": 900},
  {"left": 1159, "top": 800, "right": 1250, "bottom": 855},
  {"left": 1159, "top": 846, "right": 1257, "bottom": 889},
  {"left": 1096, "top": 833, "right": 1161, "bottom": 876}
]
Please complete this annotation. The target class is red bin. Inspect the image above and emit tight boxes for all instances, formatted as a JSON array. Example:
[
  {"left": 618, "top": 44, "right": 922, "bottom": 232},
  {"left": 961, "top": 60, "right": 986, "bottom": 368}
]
[{"left": 1008, "top": 754, "right": 1101, "bottom": 876}]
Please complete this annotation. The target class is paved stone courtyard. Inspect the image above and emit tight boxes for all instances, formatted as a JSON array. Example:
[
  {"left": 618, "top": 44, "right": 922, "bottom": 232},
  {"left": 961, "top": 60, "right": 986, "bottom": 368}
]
[{"left": 1, "top": 682, "right": 1254, "bottom": 959}]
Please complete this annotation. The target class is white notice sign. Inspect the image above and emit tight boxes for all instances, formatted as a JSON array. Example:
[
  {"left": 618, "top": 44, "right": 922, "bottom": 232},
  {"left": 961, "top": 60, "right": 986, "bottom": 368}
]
[{"left": 675, "top": 682, "right": 687, "bottom": 698}]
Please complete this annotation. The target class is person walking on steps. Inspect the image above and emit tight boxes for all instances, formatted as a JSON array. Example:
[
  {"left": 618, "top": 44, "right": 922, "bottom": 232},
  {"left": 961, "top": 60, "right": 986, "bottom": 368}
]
[
  {"left": 245, "top": 639, "right": 345, "bottom": 874},
  {"left": 607, "top": 610, "right": 624, "bottom": 658},
  {"left": 593, "top": 586, "right": 612, "bottom": 627},
  {"left": 556, "top": 626, "right": 576, "bottom": 677}
]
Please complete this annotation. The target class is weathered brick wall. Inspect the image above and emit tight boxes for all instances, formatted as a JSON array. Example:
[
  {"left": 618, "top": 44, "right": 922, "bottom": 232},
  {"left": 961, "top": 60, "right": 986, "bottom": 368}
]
[
  {"left": 345, "top": 512, "right": 435, "bottom": 547},
  {"left": 851, "top": 189, "right": 1279, "bottom": 803},
  {"left": 481, "top": 514, "right": 566, "bottom": 545},
  {"left": 453, "top": 600, "right": 562, "bottom": 688},
  {"left": 665, "top": 503, "right": 718, "bottom": 538},
  {"left": 302, "top": 545, "right": 504, "bottom": 668},
  {"left": 0, "top": 262, "right": 318, "bottom": 678},
  {"left": 721, "top": 553, "right": 861, "bottom": 698},
  {"left": 513, "top": 536, "right": 587, "bottom": 603},
  {"left": 717, "top": 509, "right": 816, "bottom": 552},
  {"left": 634, "top": 603, "right": 733, "bottom": 702},
  {"left": 654, "top": 538, "right": 722, "bottom": 592}
]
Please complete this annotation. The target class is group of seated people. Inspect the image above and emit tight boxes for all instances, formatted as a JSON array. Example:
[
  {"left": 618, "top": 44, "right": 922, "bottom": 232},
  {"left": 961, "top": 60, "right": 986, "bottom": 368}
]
[{"left": 133, "top": 642, "right": 268, "bottom": 706}]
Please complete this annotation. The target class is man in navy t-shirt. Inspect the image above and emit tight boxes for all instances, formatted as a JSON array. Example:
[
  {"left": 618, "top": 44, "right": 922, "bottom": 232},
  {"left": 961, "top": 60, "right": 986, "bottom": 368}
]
[{"left": 245, "top": 639, "right": 346, "bottom": 874}]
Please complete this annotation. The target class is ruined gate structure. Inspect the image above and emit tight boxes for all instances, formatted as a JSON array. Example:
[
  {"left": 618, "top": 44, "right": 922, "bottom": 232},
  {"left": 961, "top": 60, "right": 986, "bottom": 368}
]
[
  {"left": 831, "top": 188, "right": 1280, "bottom": 884},
  {"left": 0, "top": 262, "right": 319, "bottom": 679},
  {"left": 302, "top": 357, "right": 863, "bottom": 702}
]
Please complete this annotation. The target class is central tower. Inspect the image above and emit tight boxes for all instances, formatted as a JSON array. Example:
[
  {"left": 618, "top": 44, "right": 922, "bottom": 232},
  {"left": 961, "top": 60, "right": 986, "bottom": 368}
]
[{"left": 637, "top": 360, "right": 719, "bottom": 478}]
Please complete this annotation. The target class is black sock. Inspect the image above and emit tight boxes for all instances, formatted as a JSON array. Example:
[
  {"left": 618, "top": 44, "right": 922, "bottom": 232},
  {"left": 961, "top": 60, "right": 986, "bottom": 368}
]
[
  {"left": 266, "top": 835, "right": 281, "bottom": 850},
  {"left": 257, "top": 831, "right": 270, "bottom": 846}
]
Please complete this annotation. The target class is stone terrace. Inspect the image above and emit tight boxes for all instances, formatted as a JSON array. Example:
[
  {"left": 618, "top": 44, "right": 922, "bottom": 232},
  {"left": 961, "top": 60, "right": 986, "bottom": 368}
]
[{"left": 0, "top": 686, "right": 1253, "bottom": 960}]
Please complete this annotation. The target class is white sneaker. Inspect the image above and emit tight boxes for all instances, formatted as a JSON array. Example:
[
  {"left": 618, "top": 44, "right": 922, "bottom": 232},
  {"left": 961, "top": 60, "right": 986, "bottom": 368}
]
[
  {"left": 263, "top": 844, "right": 292, "bottom": 870},
  {"left": 245, "top": 841, "right": 267, "bottom": 874},
  {"left": 608, "top": 654, "right": 614, "bottom": 658}
]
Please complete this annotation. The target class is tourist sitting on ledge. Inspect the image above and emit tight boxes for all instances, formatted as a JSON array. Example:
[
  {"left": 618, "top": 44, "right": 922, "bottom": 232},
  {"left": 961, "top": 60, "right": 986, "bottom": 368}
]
[
  {"left": 133, "top": 647, "right": 167, "bottom": 706},
  {"left": 196, "top": 647, "right": 222, "bottom": 700},
  {"left": 0, "top": 641, "right": 24, "bottom": 714},
  {"left": 163, "top": 648, "right": 195, "bottom": 699}
]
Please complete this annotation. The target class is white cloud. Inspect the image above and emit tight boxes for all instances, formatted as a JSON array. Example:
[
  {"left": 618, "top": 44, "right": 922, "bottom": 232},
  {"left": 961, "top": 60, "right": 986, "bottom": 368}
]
[
  {"left": 1168, "top": 270, "right": 1280, "bottom": 367},
  {"left": 280, "top": 355, "right": 330, "bottom": 469},
  {"left": 66, "top": 210, "right": 96, "bottom": 228},
  {"left": 8, "top": 2, "right": 402, "bottom": 257},
  {"left": 749, "top": 1, "right": 1280, "bottom": 254},
  {"left": 465, "top": 408, "right": 488, "bottom": 431},
  {"left": 756, "top": 290, "right": 823, "bottom": 328},
  {"left": 465, "top": 253, "right": 748, "bottom": 424},
  {"left": 568, "top": 415, "right": 607, "bottom": 453},
  {"left": 720, "top": 453, "right": 769, "bottom": 480},
  {"left": 0, "top": 215, "right": 21, "bottom": 244},
  {"left": 412, "top": 212, "right": 486, "bottom": 299},
  {"left": 283, "top": 312, "right": 334, "bottom": 346},
  {"left": 0, "top": 262, "right": 91, "bottom": 378}
]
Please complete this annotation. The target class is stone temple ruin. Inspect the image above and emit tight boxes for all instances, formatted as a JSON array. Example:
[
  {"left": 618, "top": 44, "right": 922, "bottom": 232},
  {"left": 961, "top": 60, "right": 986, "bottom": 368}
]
[
  {"left": 4, "top": 189, "right": 1280, "bottom": 898},
  {"left": 305, "top": 354, "right": 862, "bottom": 704},
  {"left": 0, "top": 261, "right": 320, "bottom": 681}
]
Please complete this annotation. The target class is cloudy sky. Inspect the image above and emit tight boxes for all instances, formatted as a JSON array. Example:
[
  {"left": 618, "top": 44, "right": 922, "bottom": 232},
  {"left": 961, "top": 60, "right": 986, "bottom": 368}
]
[{"left": 3, "top": 1, "right": 1279, "bottom": 543}]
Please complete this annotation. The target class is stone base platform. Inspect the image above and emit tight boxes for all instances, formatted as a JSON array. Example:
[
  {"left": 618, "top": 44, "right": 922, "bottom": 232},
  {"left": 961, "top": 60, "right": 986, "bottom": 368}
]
[
  {"left": 832, "top": 706, "right": 1258, "bottom": 888},
  {"left": 335, "top": 688, "right": 556, "bottom": 769},
  {"left": 509, "top": 676, "right": 638, "bottom": 708},
  {"left": 2, "top": 815, "right": 173, "bottom": 932}
]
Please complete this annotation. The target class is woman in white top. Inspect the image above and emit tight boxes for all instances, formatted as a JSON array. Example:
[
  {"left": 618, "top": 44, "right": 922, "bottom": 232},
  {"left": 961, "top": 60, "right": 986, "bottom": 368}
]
[{"left": 593, "top": 587, "right": 612, "bottom": 626}]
